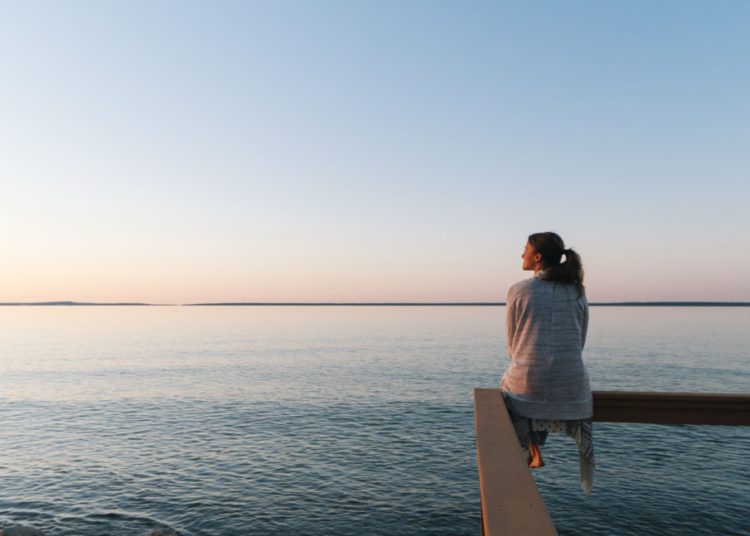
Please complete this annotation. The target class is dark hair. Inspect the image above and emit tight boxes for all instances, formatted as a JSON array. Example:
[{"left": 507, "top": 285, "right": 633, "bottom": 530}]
[{"left": 528, "top": 232, "right": 585, "bottom": 297}]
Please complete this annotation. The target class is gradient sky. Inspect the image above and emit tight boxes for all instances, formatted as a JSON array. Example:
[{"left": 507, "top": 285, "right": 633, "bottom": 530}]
[{"left": 2, "top": 1, "right": 749, "bottom": 303}]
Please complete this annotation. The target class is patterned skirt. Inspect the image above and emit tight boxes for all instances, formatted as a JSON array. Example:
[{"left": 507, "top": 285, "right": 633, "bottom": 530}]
[{"left": 503, "top": 394, "right": 595, "bottom": 494}]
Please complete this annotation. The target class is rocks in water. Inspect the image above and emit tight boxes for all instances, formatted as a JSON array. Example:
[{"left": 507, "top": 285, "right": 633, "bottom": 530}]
[
  {"left": 0, "top": 524, "right": 178, "bottom": 536},
  {"left": 145, "top": 529, "right": 179, "bottom": 536},
  {"left": 0, "top": 527, "right": 45, "bottom": 536}
]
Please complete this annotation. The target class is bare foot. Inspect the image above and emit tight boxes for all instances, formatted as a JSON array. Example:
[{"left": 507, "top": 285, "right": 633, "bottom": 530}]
[{"left": 528, "top": 442, "right": 545, "bottom": 468}]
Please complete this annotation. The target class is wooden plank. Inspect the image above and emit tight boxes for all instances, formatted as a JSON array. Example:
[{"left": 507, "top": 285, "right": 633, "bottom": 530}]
[
  {"left": 474, "top": 389, "right": 748, "bottom": 534},
  {"left": 593, "top": 391, "right": 750, "bottom": 425},
  {"left": 473, "top": 388, "right": 557, "bottom": 536}
]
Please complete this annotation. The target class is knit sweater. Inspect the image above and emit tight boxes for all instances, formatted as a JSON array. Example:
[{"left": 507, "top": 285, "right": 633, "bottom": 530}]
[{"left": 501, "top": 273, "right": 593, "bottom": 420}]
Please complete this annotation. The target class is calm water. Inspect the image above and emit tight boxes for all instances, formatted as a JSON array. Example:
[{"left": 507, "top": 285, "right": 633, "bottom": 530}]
[{"left": 0, "top": 306, "right": 748, "bottom": 535}]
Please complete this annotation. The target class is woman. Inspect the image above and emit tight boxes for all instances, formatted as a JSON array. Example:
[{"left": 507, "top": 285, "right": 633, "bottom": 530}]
[{"left": 501, "top": 232, "right": 595, "bottom": 493}]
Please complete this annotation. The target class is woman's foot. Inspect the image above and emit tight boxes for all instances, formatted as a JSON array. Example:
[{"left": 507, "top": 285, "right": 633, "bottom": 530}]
[{"left": 528, "top": 442, "right": 545, "bottom": 468}]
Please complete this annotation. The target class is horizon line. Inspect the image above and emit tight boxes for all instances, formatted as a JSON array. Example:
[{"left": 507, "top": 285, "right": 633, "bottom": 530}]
[{"left": 2, "top": 300, "right": 750, "bottom": 307}]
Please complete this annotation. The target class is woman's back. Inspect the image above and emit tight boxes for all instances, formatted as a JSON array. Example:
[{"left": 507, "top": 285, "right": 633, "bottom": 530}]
[{"left": 502, "top": 274, "right": 592, "bottom": 420}]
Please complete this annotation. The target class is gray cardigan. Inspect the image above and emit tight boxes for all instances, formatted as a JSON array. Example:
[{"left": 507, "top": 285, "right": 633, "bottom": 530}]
[{"left": 501, "top": 273, "right": 593, "bottom": 420}]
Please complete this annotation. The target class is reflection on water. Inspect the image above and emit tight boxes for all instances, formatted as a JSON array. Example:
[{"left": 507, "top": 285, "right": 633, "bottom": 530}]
[{"left": 0, "top": 306, "right": 748, "bottom": 535}]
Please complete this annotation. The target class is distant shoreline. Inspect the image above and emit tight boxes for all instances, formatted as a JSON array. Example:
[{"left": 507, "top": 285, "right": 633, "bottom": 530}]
[
  {"left": 188, "top": 301, "right": 750, "bottom": 307},
  {"left": 2, "top": 301, "right": 750, "bottom": 307},
  {"left": 0, "top": 301, "right": 155, "bottom": 306}
]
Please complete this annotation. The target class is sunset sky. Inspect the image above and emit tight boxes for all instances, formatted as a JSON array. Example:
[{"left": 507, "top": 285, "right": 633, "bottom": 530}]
[{"left": 2, "top": 1, "right": 748, "bottom": 303}]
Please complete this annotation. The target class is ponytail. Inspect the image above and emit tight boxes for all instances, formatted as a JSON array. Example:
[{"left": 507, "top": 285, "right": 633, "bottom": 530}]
[{"left": 528, "top": 233, "right": 585, "bottom": 297}]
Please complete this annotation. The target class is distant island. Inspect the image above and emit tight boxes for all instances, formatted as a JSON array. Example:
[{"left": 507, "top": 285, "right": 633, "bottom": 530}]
[
  {"left": 0, "top": 301, "right": 153, "bottom": 306},
  {"left": 2, "top": 301, "right": 749, "bottom": 307},
  {"left": 186, "top": 301, "right": 750, "bottom": 307}
]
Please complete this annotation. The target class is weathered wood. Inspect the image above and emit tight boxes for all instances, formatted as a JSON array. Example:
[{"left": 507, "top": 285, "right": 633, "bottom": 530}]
[
  {"left": 593, "top": 391, "right": 750, "bottom": 425},
  {"left": 475, "top": 388, "right": 749, "bottom": 534},
  {"left": 474, "top": 388, "right": 557, "bottom": 536}
]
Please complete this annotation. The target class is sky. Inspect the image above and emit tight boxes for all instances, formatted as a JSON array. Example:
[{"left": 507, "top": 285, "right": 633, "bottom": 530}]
[{"left": 1, "top": 0, "right": 749, "bottom": 303}]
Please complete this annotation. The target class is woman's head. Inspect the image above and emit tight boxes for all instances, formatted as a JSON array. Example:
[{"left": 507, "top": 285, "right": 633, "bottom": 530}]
[
  {"left": 525, "top": 232, "right": 585, "bottom": 296},
  {"left": 526, "top": 232, "right": 566, "bottom": 269}
]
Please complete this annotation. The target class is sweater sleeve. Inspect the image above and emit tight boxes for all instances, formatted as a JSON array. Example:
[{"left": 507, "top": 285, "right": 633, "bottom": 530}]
[
  {"left": 505, "top": 291, "right": 517, "bottom": 358},
  {"left": 580, "top": 299, "right": 589, "bottom": 349}
]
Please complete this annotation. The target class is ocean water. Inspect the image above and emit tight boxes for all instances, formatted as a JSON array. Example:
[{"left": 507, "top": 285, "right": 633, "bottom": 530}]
[{"left": 0, "top": 306, "right": 747, "bottom": 535}]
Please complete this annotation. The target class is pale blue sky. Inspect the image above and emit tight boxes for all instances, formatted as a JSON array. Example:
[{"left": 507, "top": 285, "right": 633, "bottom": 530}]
[{"left": 1, "top": 1, "right": 748, "bottom": 302}]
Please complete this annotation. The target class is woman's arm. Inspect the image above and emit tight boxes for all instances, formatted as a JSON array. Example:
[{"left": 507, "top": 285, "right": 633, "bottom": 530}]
[
  {"left": 580, "top": 299, "right": 589, "bottom": 349},
  {"left": 505, "top": 293, "right": 517, "bottom": 357}
]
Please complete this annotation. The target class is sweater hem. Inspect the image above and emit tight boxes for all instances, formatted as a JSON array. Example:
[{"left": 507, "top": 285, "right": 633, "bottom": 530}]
[{"left": 503, "top": 393, "right": 593, "bottom": 420}]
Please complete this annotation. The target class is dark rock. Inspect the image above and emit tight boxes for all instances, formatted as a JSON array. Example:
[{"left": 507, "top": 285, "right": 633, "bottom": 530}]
[{"left": 0, "top": 526, "right": 46, "bottom": 536}]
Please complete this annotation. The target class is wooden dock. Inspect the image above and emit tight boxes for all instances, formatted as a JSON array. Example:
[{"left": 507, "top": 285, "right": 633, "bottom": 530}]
[{"left": 474, "top": 388, "right": 750, "bottom": 535}]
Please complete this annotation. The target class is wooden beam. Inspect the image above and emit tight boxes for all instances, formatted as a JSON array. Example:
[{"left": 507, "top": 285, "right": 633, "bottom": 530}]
[
  {"left": 473, "top": 388, "right": 557, "bottom": 536},
  {"left": 593, "top": 391, "right": 750, "bottom": 425},
  {"left": 473, "top": 389, "right": 749, "bottom": 534}
]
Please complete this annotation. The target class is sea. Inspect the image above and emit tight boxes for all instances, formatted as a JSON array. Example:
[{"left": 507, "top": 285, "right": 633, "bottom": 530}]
[{"left": 0, "top": 306, "right": 747, "bottom": 536}]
